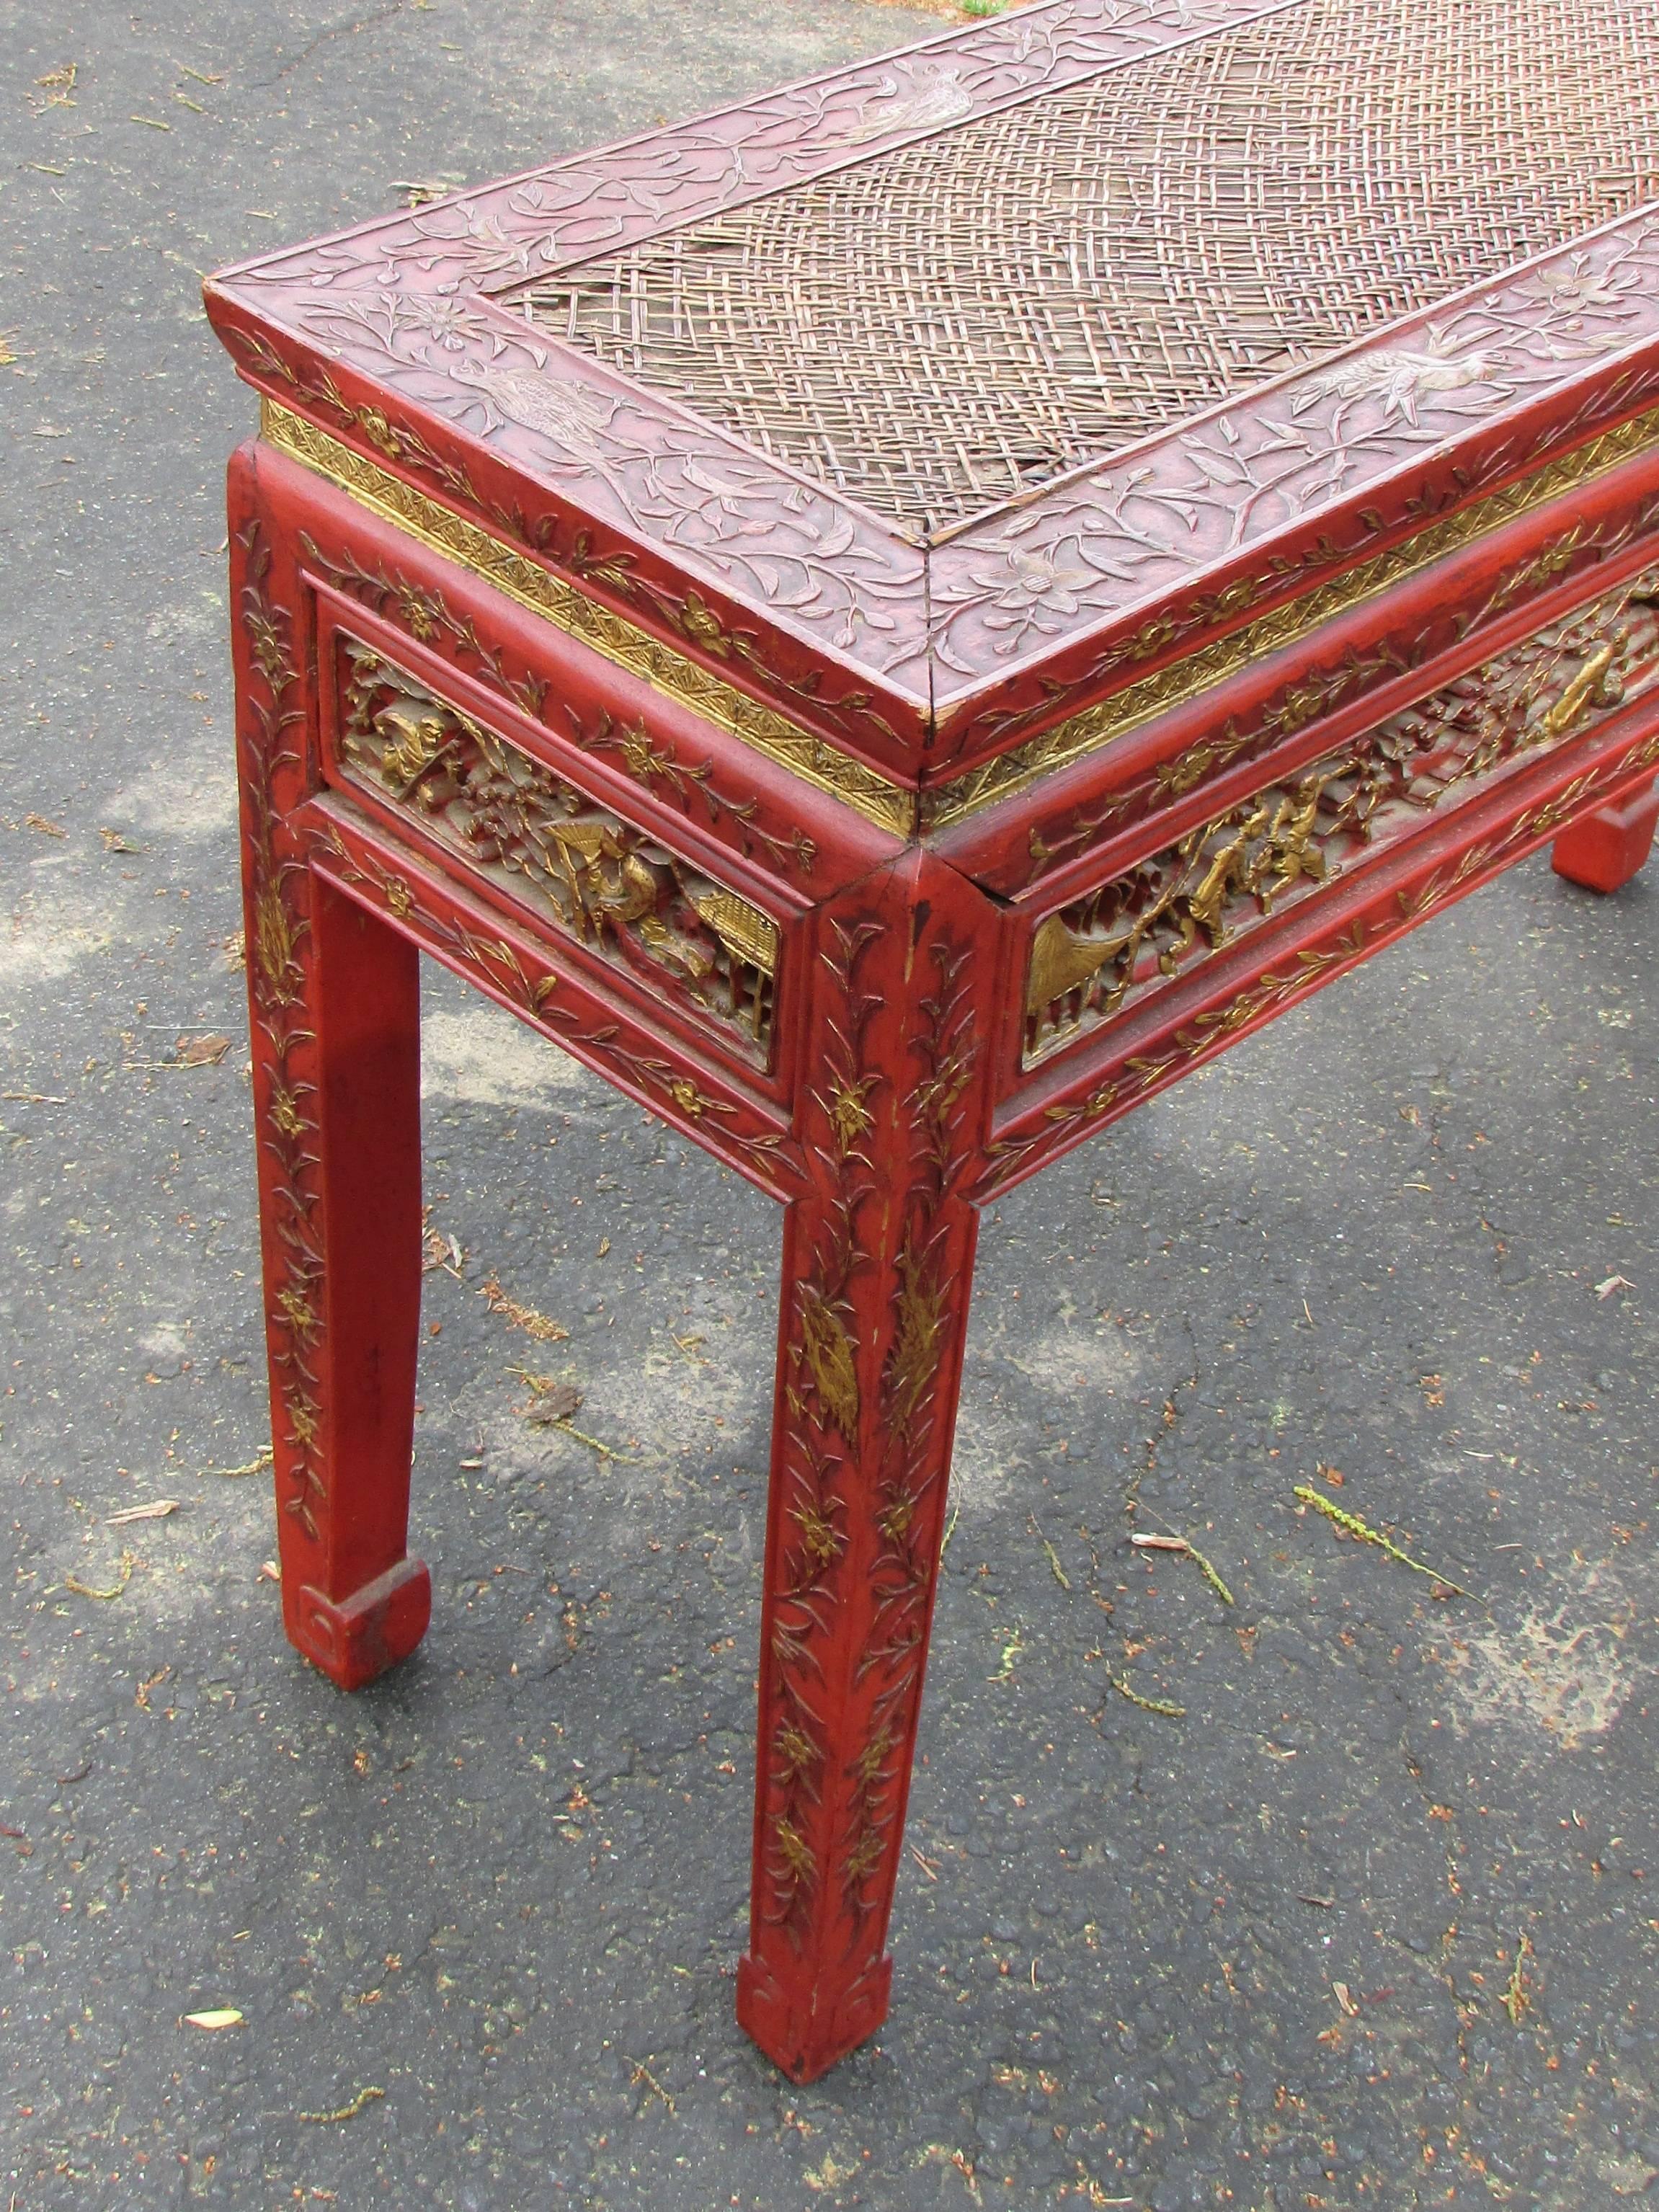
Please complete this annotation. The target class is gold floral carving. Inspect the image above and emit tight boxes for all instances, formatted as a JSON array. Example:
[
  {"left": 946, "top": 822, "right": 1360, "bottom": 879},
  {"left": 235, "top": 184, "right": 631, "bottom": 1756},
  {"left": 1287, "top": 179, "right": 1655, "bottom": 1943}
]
[
  {"left": 338, "top": 639, "right": 781, "bottom": 1062},
  {"left": 990, "top": 704, "right": 1659, "bottom": 1194},
  {"left": 1023, "top": 561, "right": 1659, "bottom": 1065},
  {"left": 263, "top": 400, "right": 915, "bottom": 836},
  {"left": 236, "top": 525, "right": 328, "bottom": 1542},
  {"left": 300, "top": 532, "right": 822, "bottom": 881},
  {"left": 841, "top": 933, "right": 977, "bottom": 1921},
  {"left": 761, "top": 917, "right": 886, "bottom": 1931},
  {"left": 267, "top": 391, "right": 1659, "bottom": 840},
  {"left": 319, "top": 820, "right": 793, "bottom": 1186}
]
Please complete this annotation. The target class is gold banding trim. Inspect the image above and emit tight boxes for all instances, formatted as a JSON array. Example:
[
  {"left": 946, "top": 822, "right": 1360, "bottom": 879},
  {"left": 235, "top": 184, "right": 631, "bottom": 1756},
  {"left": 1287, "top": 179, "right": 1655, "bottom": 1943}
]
[
  {"left": 265, "top": 396, "right": 1659, "bottom": 838},
  {"left": 260, "top": 399, "right": 916, "bottom": 838},
  {"left": 924, "top": 402, "right": 1659, "bottom": 830}
]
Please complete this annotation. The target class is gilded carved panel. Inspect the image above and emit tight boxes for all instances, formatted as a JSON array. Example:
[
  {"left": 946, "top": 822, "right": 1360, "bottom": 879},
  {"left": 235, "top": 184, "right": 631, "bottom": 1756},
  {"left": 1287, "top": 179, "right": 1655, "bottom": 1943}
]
[
  {"left": 1023, "top": 563, "right": 1659, "bottom": 1065},
  {"left": 334, "top": 638, "right": 781, "bottom": 1064}
]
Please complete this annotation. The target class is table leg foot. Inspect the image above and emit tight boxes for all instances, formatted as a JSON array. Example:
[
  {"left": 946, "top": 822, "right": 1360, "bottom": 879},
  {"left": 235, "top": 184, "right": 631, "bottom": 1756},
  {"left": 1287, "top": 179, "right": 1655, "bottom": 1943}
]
[
  {"left": 290, "top": 1557, "right": 432, "bottom": 1691},
  {"left": 736, "top": 1951, "right": 892, "bottom": 2084},
  {"left": 1551, "top": 778, "right": 1659, "bottom": 893}
]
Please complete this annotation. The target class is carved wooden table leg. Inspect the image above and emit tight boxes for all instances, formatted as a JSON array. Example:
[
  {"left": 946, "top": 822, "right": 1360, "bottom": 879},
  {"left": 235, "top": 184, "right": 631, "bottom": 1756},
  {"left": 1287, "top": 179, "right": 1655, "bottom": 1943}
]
[
  {"left": 1551, "top": 774, "right": 1659, "bottom": 892},
  {"left": 736, "top": 856, "right": 996, "bottom": 2082},
  {"left": 234, "top": 508, "right": 430, "bottom": 1692}
]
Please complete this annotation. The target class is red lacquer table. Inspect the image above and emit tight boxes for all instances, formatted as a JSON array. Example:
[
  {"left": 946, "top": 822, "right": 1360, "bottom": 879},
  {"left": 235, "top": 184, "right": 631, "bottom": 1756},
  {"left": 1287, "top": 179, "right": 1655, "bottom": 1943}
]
[{"left": 208, "top": 0, "right": 1659, "bottom": 2082}]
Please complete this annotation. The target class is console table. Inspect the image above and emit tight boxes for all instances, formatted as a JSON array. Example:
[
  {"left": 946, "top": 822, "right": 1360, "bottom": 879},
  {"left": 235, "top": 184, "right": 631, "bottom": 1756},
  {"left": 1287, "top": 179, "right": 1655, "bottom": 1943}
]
[{"left": 207, "top": 0, "right": 1659, "bottom": 2083}]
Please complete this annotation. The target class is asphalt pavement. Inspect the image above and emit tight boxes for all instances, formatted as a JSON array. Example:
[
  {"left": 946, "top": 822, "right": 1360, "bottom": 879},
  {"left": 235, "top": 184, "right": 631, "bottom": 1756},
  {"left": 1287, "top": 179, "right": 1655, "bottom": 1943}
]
[{"left": 4, "top": 4, "right": 1659, "bottom": 2208}]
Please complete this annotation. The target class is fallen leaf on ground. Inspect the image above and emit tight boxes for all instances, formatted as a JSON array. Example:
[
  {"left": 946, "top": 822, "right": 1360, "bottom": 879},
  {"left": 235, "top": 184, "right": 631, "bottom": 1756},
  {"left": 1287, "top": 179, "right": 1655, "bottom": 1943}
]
[
  {"left": 1333, "top": 1980, "right": 1359, "bottom": 2017},
  {"left": 1596, "top": 1274, "right": 1635, "bottom": 1300},
  {"left": 525, "top": 1380, "right": 584, "bottom": 1426},
  {"left": 258, "top": 1559, "right": 281, "bottom": 1583},
  {"left": 421, "top": 1208, "right": 465, "bottom": 1279},
  {"left": 104, "top": 1498, "right": 179, "bottom": 1525},
  {"left": 480, "top": 1274, "right": 568, "bottom": 1341},
  {"left": 99, "top": 826, "right": 142, "bottom": 853},
  {"left": 25, "top": 812, "right": 66, "bottom": 837},
  {"left": 184, "top": 2008, "right": 243, "bottom": 2030},
  {"left": 174, "top": 1033, "right": 231, "bottom": 1067},
  {"left": 507, "top": 1367, "right": 632, "bottom": 1460}
]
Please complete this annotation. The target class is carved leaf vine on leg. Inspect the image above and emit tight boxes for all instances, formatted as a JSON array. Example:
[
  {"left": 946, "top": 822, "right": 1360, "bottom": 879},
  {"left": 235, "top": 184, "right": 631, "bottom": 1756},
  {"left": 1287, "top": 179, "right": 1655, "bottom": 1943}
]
[
  {"left": 760, "top": 916, "right": 884, "bottom": 1937},
  {"left": 842, "top": 934, "right": 977, "bottom": 1923},
  {"left": 238, "top": 523, "right": 328, "bottom": 1540}
]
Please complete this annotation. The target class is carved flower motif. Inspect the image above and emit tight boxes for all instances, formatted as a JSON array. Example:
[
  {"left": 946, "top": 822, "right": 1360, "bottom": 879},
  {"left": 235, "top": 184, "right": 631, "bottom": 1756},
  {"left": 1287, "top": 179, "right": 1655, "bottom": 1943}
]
[
  {"left": 675, "top": 593, "right": 731, "bottom": 657},
  {"left": 668, "top": 1077, "right": 707, "bottom": 1116},
  {"left": 284, "top": 1386, "right": 321, "bottom": 1448},
  {"left": 1520, "top": 259, "right": 1632, "bottom": 316},
  {"left": 383, "top": 876, "right": 417, "bottom": 920},
  {"left": 268, "top": 1083, "right": 306, "bottom": 1139},
  {"left": 355, "top": 406, "right": 404, "bottom": 459},
  {"left": 398, "top": 294, "right": 473, "bottom": 352},
  {"left": 396, "top": 588, "right": 442, "bottom": 642},
  {"left": 964, "top": 538, "right": 1093, "bottom": 647}
]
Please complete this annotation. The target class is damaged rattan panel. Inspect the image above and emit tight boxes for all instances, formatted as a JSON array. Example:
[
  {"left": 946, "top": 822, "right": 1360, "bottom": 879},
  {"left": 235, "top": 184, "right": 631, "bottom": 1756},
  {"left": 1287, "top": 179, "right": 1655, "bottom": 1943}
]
[{"left": 513, "top": 0, "right": 1659, "bottom": 532}]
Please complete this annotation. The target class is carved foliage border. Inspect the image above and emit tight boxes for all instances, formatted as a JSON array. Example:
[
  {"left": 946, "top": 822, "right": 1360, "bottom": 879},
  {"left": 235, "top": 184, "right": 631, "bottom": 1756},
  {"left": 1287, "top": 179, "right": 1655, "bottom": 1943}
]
[
  {"left": 842, "top": 935, "right": 977, "bottom": 1929},
  {"left": 992, "top": 493, "right": 1659, "bottom": 889},
  {"left": 926, "top": 216, "right": 1659, "bottom": 698},
  {"left": 302, "top": 529, "right": 819, "bottom": 884},
  {"left": 236, "top": 523, "right": 329, "bottom": 1545},
  {"left": 257, "top": 391, "right": 918, "bottom": 831},
  {"left": 762, "top": 916, "right": 884, "bottom": 1939},
  {"left": 984, "top": 719, "right": 1659, "bottom": 1194},
  {"left": 227, "top": 0, "right": 1281, "bottom": 299},
  {"left": 314, "top": 817, "right": 794, "bottom": 1191},
  {"left": 220, "top": 190, "right": 1659, "bottom": 701},
  {"left": 1019, "top": 556, "right": 1659, "bottom": 1064}
]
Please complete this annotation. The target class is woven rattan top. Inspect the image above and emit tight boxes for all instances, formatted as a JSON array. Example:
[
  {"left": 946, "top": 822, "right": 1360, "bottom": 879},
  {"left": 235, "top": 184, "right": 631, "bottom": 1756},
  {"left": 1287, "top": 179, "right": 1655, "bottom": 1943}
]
[{"left": 512, "top": 0, "right": 1659, "bottom": 533}]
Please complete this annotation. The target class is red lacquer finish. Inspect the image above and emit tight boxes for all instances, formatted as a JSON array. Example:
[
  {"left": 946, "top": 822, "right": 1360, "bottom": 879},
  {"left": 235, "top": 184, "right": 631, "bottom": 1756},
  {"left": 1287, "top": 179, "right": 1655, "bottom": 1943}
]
[
  {"left": 1552, "top": 776, "right": 1659, "bottom": 893},
  {"left": 737, "top": 853, "right": 1000, "bottom": 2079},
  {"left": 212, "top": 0, "right": 1659, "bottom": 2084}
]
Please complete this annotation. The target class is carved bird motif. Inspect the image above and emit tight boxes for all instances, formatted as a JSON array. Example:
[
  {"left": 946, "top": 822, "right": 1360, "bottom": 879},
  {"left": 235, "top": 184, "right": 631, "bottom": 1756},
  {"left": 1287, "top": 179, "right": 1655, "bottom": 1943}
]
[
  {"left": 840, "top": 65, "right": 974, "bottom": 145},
  {"left": 373, "top": 695, "right": 455, "bottom": 790},
  {"left": 449, "top": 356, "right": 620, "bottom": 461},
  {"left": 1293, "top": 338, "right": 1500, "bottom": 427}
]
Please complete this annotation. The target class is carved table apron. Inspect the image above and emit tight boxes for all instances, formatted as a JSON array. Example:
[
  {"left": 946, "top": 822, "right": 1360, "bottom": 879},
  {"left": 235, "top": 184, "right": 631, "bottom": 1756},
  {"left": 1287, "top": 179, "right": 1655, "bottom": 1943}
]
[{"left": 207, "top": 0, "right": 1659, "bottom": 2083}]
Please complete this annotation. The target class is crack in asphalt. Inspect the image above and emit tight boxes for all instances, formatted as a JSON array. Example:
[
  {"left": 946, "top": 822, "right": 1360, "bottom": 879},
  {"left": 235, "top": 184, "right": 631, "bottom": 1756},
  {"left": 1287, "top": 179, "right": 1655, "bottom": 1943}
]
[{"left": 249, "top": 1, "right": 412, "bottom": 89}]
